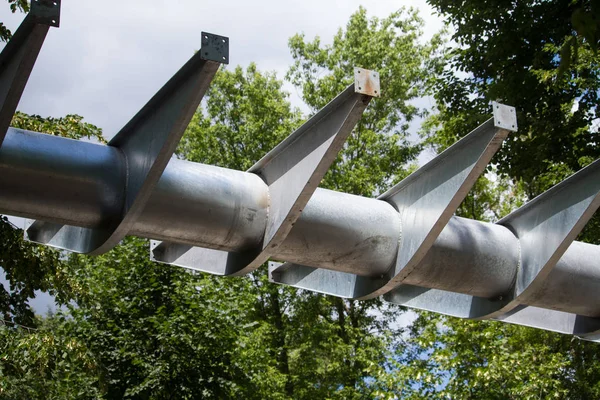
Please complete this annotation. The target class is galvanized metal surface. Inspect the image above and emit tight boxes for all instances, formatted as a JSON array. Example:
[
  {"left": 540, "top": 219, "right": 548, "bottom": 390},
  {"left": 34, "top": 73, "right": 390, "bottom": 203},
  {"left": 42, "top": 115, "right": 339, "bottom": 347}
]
[
  {"left": 2, "top": 6, "right": 600, "bottom": 341},
  {"left": 500, "top": 160, "right": 600, "bottom": 299},
  {"left": 0, "top": 128, "right": 123, "bottom": 227},
  {"left": 401, "top": 216, "right": 518, "bottom": 299},
  {"left": 151, "top": 79, "right": 376, "bottom": 276},
  {"left": 274, "top": 188, "right": 400, "bottom": 277},
  {"left": 376, "top": 104, "right": 516, "bottom": 298},
  {"left": 134, "top": 160, "right": 268, "bottom": 252},
  {"left": 270, "top": 105, "right": 517, "bottom": 301},
  {"left": 25, "top": 35, "right": 226, "bottom": 254},
  {"left": 5, "top": 124, "right": 600, "bottom": 331},
  {"left": 527, "top": 241, "right": 600, "bottom": 318},
  {"left": 495, "top": 305, "right": 600, "bottom": 338},
  {"left": 477, "top": 159, "right": 600, "bottom": 323},
  {"left": 3, "top": 106, "right": 600, "bottom": 341}
]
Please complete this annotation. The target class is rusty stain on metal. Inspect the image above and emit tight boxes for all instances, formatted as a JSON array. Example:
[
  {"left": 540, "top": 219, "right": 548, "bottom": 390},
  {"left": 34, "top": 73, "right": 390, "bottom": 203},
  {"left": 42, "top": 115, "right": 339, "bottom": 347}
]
[{"left": 354, "top": 67, "right": 380, "bottom": 97}]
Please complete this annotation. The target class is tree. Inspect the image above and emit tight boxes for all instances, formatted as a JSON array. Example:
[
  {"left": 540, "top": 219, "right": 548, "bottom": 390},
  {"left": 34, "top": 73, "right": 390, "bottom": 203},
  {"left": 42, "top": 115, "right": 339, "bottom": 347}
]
[
  {"left": 62, "top": 237, "right": 258, "bottom": 399},
  {"left": 423, "top": 0, "right": 600, "bottom": 198},
  {"left": 394, "top": 1, "right": 600, "bottom": 397},
  {"left": 0, "top": 317, "right": 102, "bottom": 399},
  {"left": 287, "top": 6, "right": 445, "bottom": 195},
  {"left": 177, "top": 63, "right": 302, "bottom": 171},
  {"left": 399, "top": 312, "right": 600, "bottom": 399}
]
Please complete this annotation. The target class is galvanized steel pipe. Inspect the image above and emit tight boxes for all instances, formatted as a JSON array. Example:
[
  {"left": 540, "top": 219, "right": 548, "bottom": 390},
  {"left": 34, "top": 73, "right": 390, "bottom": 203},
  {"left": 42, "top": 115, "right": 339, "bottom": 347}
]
[
  {"left": 3, "top": 5, "right": 600, "bottom": 340},
  {"left": 2, "top": 126, "right": 598, "bottom": 320}
]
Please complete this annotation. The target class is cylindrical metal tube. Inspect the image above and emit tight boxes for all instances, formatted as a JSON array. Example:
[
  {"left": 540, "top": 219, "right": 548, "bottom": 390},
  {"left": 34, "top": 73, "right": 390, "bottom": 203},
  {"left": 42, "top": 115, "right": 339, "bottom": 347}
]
[
  {"left": 0, "top": 128, "right": 124, "bottom": 227},
  {"left": 133, "top": 159, "right": 269, "bottom": 252},
  {"left": 3, "top": 128, "right": 600, "bottom": 319},
  {"left": 275, "top": 188, "right": 401, "bottom": 277},
  {"left": 403, "top": 216, "right": 519, "bottom": 299},
  {"left": 526, "top": 241, "right": 600, "bottom": 318}
]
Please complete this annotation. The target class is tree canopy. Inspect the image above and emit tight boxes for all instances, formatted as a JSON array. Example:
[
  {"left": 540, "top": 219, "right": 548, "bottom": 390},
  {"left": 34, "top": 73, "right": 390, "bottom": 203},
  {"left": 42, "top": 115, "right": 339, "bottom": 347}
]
[{"left": 424, "top": 0, "right": 600, "bottom": 198}]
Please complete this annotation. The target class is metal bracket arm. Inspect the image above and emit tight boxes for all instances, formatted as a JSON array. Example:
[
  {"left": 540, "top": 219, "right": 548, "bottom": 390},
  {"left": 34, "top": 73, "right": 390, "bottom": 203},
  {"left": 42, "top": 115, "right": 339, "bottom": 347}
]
[
  {"left": 151, "top": 68, "right": 378, "bottom": 276},
  {"left": 26, "top": 33, "right": 228, "bottom": 254},
  {"left": 271, "top": 103, "right": 516, "bottom": 300},
  {"left": 0, "top": 0, "right": 61, "bottom": 146}
]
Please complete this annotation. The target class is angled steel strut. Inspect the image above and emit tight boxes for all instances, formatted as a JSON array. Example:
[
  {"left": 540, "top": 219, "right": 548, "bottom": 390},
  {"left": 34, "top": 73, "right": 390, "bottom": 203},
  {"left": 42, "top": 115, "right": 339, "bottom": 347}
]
[
  {"left": 25, "top": 32, "right": 229, "bottom": 255},
  {"left": 151, "top": 69, "right": 379, "bottom": 276},
  {"left": 0, "top": 0, "right": 60, "bottom": 146},
  {"left": 1, "top": 6, "right": 600, "bottom": 342}
]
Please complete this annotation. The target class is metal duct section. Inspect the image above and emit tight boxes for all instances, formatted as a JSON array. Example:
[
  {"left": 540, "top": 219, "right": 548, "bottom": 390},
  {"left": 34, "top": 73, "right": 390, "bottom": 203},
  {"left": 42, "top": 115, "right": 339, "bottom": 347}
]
[{"left": 2, "top": 4, "right": 600, "bottom": 342}]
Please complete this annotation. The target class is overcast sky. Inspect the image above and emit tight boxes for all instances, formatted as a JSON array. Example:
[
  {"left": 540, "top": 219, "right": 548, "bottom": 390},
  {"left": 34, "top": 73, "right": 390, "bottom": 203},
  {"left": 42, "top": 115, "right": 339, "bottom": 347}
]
[
  {"left": 1, "top": 0, "right": 444, "bottom": 138},
  {"left": 1, "top": 1, "right": 443, "bottom": 317}
]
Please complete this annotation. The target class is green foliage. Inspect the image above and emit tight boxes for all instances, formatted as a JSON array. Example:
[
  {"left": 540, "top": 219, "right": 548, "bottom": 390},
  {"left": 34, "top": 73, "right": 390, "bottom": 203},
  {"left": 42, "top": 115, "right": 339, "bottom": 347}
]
[
  {"left": 178, "top": 63, "right": 302, "bottom": 170},
  {"left": 287, "top": 6, "right": 446, "bottom": 195},
  {"left": 0, "top": 0, "right": 28, "bottom": 42},
  {"left": 63, "top": 237, "right": 256, "bottom": 399},
  {"left": 0, "top": 320, "right": 102, "bottom": 399},
  {"left": 425, "top": 0, "right": 600, "bottom": 199},
  {"left": 0, "top": 216, "right": 63, "bottom": 327},
  {"left": 11, "top": 112, "right": 106, "bottom": 143},
  {"left": 401, "top": 313, "right": 600, "bottom": 399},
  {"left": 456, "top": 172, "right": 527, "bottom": 223},
  {"left": 569, "top": 1, "right": 600, "bottom": 54}
]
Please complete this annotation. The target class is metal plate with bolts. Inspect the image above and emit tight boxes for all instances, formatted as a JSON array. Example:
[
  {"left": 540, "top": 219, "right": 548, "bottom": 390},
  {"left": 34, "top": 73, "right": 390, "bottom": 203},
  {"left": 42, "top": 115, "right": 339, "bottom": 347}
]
[{"left": 354, "top": 68, "right": 380, "bottom": 97}]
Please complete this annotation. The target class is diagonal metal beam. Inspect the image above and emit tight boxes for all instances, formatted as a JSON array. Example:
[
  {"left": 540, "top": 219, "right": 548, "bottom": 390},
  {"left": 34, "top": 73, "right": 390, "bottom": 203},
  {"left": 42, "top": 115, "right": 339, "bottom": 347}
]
[
  {"left": 270, "top": 103, "right": 516, "bottom": 299},
  {"left": 475, "top": 158, "right": 600, "bottom": 320},
  {"left": 384, "top": 157, "right": 600, "bottom": 327},
  {"left": 0, "top": 0, "right": 60, "bottom": 146},
  {"left": 374, "top": 104, "right": 515, "bottom": 298},
  {"left": 151, "top": 68, "right": 379, "bottom": 276},
  {"left": 495, "top": 305, "right": 600, "bottom": 341},
  {"left": 26, "top": 32, "right": 228, "bottom": 254}
]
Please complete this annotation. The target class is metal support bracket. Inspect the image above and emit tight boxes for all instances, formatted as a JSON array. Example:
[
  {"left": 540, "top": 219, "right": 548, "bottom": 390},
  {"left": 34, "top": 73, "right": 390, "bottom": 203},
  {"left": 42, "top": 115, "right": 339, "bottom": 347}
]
[
  {"left": 496, "top": 159, "right": 600, "bottom": 307},
  {"left": 494, "top": 305, "right": 600, "bottom": 339},
  {"left": 31, "top": 0, "right": 61, "bottom": 27},
  {"left": 385, "top": 285, "right": 511, "bottom": 318},
  {"left": 385, "top": 157, "right": 600, "bottom": 328},
  {"left": 468, "top": 158, "right": 600, "bottom": 323},
  {"left": 271, "top": 103, "right": 515, "bottom": 300},
  {"left": 151, "top": 73, "right": 377, "bottom": 275},
  {"left": 25, "top": 37, "right": 227, "bottom": 254},
  {"left": 0, "top": 0, "right": 60, "bottom": 146},
  {"left": 269, "top": 261, "right": 389, "bottom": 299},
  {"left": 378, "top": 104, "right": 515, "bottom": 297}
]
